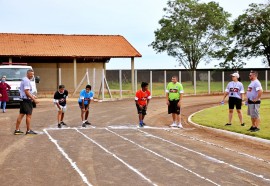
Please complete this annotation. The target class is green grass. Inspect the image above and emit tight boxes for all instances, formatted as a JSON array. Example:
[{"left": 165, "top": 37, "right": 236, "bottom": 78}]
[
  {"left": 191, "top": 99, "right": 270, "bottom": 140},
  {"left": 107, "top": 80, "right": 270, "bottom": 98}
]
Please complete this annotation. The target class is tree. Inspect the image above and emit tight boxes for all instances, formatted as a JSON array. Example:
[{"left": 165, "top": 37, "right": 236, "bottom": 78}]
[
  {"left": 150, "top": 0, "right": 231, "bottom": 72},
  {"left": 231, "top": 3, "right": 270, "bottom": 66}
]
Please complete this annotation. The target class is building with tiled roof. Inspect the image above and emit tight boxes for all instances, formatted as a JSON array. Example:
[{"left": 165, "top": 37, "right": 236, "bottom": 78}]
[{"left": 0, "top": 33, "right": 141, "bottom": 95}]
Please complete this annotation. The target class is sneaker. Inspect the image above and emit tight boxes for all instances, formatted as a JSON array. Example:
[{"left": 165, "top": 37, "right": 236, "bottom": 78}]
[
  {"left": 248, "top": 126, "right": 255, "bottom": 131},
  {"left": 58, "top": 123, "right": 62, "bottom": 128},
  {"left": 139, "top": 122, "right": 144, "bottom": 127},
  {"left": 178, "top": 124, "right": 183, "bottom": 128},
  {"left": 142, "top": 122, "right": 146, "bottom": 126},
  {"left": 170, "top": 123, "right": 178, "bottom": 127},
  {"left": 82, "top": 123, "right": 86, "bottom": 128},
  {"left": 250, "top": 127, "right": 260, "bottom": 132},
  {"left": 60, "top": 121, "right": 67, "bottom": 126},
  {"left": 241, "top": 123, "right": 245, "bottom": 126},
  {"left": 25, "top": 130, "right": 38, "bottom": 135},
  {"left": 225, "top": 123, "right": 232, "bottom": 126},
  {"left": 84, "top": 120, "right": 91, "bottom": 125},
  {"left": 3, "top": 110, "right": 5, "bottom": 113},
  {"left": 14, "top": 130, "right": 24, "bottom": 135}
]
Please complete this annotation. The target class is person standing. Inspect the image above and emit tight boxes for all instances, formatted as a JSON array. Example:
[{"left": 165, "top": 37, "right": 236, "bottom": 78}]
[
  {"left": 135, "top": 82, "right": 151, "bottom": 127},
  {"left": 0, "top": 76, "right": 11, "bottom": 113},
  {"left": 54, "top": 85, "right": 68, "bottom": 128},
  {"left": 14, "top": 69, "right": 38, "bottom": 135},
  {"left": 166, "top": 76, "right": 184, "bottom": 128},
  {"left": 78, "top": 85, "right": 94, "bottom": 127},
  {"left": 246, "top": 70, "right": 263, "bottom": 132},
  {"left": 221, "top": 72, "right": 245, "bottom": 126}
]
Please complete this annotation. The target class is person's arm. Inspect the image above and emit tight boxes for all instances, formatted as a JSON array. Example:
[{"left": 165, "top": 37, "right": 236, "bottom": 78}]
[
  {"left": 6, "top": 83, "right": 11, "bottom": 90},
  {"left": 254, "top": 90, "right": 263, "bottom": 102},
  {"left": 25, "top": 89, "right": 38, "bottom": 104},
  {"left": 53, "top": 93, "right": 61, "bottom": 110}
]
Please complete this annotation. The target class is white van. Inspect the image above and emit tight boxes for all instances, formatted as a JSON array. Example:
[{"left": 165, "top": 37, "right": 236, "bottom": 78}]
[{"left": 0, "top": 64, "right": 40, "bottom": 106}]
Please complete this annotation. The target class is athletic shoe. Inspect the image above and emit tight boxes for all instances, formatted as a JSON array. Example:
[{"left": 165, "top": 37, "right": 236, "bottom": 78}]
[
  {"left": 170, "top": 123, "right": 178, "bottom": 127},
  {"left": 139, "top": 123, "right": 144, "bottom": 127},
  {"left": 225, "top": 123, "right": 232, "bottom": 126},
  {"left": 3, "top": 110, "right": 5, "bottom": 113},
  {"left": 25, "top": 130, "right": 38, "bottom": 135},
  {"left": 248, "top": 126, "right": 255, "bottom": 131},
  {"left": 142, "top": 122, "right": 146, "bottom": 126},
  {"left": 250, "top": 127, "right": 260, "bottom": 132},
  {"left": 84, "top": 120, "right": 91, "bottom": 125},
  {"left": 14, "top": 130, "right": 24, "bottom": 135},
  {"left": 178, "top": 124, "right": 183, "bottom": 128},
  {"left": 241, "top": 123, "right": 245, "bottom": 126},
  {"left": 82, "top": 123, "right": 86, "bottom": 128},
  {"left": 58, "top": 123, "right": 62, "bottom": 128},
  {"left": 61, "top": 121, "right": 67, "bottom": 126}
]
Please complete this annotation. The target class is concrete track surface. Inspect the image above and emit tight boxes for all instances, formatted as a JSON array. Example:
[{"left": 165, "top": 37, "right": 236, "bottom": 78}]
[{"left": 0, "top": 94, "right": 270, "bottom": 186}]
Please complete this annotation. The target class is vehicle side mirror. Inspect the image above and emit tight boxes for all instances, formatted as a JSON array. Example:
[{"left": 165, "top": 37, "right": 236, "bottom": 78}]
[{"left": 35, "top": 76, "right": 40, "bottom": 83}]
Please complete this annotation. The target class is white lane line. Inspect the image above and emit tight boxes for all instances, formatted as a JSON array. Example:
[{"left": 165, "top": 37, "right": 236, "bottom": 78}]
[
  {"left": 43, "top": 129, "right": 92, "bottom": 186},
  {"left": 138, "top": 129, "right": 270, "bottom": 183},
  {"left": 75, "top": 128, "right": 157, "bottom": 186},
  {"left": 105, "top": 128, "right": 220, "bottom": 186},
  {"left": 164, "top": 128, "right": 270, "bottom": 165}
]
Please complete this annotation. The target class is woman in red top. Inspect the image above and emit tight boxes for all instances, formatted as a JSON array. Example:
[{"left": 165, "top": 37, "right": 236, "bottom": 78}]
[{"left": 0, "top": 76, "right": 11, "bottom": 113}]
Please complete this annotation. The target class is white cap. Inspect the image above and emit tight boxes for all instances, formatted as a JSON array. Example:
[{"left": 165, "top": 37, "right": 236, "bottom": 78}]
[{"left": 231, "top": 72, "right": 239, "bottom": 78}]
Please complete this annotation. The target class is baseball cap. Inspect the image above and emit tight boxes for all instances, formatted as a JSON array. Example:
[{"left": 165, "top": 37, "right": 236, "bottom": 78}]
[{"left": 231, "top": 72, "right": 239, "bottom": 78}]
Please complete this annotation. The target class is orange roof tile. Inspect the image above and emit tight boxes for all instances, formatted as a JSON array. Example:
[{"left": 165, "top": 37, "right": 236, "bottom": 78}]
[{"left": 0, "top": 33, "right": 142, "bottom": 58}]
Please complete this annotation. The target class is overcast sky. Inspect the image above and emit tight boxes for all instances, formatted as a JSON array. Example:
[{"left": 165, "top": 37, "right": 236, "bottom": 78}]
[{"left": 0, "top": 0, "right": 267, "bottom": 69}]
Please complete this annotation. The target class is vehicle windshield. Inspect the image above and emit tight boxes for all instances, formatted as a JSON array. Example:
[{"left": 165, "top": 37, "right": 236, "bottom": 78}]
[{"left": 0, "top": 68, "right": 32, "bottom": 81}]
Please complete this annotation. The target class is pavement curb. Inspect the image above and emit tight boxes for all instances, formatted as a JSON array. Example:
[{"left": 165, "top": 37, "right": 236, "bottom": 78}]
[{"left": 188, "top": 108, "right": 270, "bottom": 145}]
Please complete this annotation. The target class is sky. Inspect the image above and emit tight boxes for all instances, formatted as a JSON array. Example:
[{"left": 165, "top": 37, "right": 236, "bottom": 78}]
[{"left": 0, "top": 0, "right": 268, "bottom": 69}]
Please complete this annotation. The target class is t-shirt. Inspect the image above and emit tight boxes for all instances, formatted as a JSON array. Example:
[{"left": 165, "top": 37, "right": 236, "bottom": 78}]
[
  {"left": 54, "top": 90, "right": 68, "bottom": 106},
  {"left": 166, "top": 82, "right": 184, "bottom": 100},
  {"left": 19, "top": 77, "right": 32, "bottom": 99},
  {"left": 246, "top": 79, "right": 263, "bottom": 100},
  {"left": 135, "top": 89, "right": 151, "bottom": 106},
  {"left": 78, "top": 89, "right": 94, "bottom": 105},
  {"left": 225, "top": 81, "right": 245, "bottom": 99}
]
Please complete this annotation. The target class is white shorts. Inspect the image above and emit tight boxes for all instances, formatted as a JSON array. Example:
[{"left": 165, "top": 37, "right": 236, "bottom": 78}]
[{"left": 55, "top": 104, "right": 67, "bottom": 113}]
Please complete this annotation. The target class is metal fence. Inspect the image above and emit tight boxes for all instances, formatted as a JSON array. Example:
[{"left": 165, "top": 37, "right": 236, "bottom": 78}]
[{"left": 106, "top": 69, "right": 269, "bottom": 99}]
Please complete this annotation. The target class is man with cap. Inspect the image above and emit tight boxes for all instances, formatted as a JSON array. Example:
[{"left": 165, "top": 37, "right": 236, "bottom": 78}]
[
  {"left": 246, "top": 70, "right": 263, "bottom": 132},
  {"left": 221, "top": 72, "right": 245, "bottom": 126}
]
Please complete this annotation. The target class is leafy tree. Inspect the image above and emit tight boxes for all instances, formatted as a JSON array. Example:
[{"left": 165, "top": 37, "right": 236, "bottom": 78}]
[
  {"left": 231, "top": 3, "right": 270, "bottom": 66},
  {"left": 150, "top": 0, "right": 231, "bottom": 73}
]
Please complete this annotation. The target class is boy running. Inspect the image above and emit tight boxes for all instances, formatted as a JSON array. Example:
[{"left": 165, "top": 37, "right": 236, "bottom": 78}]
[
  {"left": 78, "top": 85, "right": 94, "bottom": 127},
  {"left": 135, "top": 82, "right": 151, "bottom": 127},
  {"left": 54, "top": 85, "right": 68, "bottom": 128}
]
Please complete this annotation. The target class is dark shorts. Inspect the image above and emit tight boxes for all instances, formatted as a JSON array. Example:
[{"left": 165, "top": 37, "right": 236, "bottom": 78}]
[
  {"left": 136, "top": 104, "right": 147, "bottom": 115},
  {"left": 228, "top": 97, "right": 242, "bottom": 110},
  {"left": 79, "top": 102, "right": 89, "bottom": 110},
  {"left": 20, "top": 99, "right": 33, "bottom": 115},
  {"left": 168, "top": 100, "right": 180, "bottom": 115}
]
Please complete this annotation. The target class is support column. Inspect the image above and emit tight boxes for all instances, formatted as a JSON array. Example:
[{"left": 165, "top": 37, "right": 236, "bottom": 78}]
[
  {"left": 131, "top": 57, "right": 135, "bottom": 93},
  {"left": 9, "top": 57, "right": 12, "bottom": 65},
  {"left": 73, "top": 58, "right": 77, "bottom": 90}
]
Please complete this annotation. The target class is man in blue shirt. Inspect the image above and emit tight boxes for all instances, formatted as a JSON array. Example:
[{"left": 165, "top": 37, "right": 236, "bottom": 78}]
[{"left": 78, "top": 85, "right": 94, "bottom": 127}]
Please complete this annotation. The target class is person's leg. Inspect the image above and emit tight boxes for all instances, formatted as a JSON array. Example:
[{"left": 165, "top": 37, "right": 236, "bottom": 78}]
[
  {"left": 85, "top": 110, "right": 89, "bottom": 120},
  {"left": 61, "top": 113, "right": 64, "bottom": 122},
  {"left": 16, "top": 114, "right": 25, "bottom": 130},
  {"left": 254, "top": 118, "right": 260, "bottom": 128},
  {"left": 25, "top": 114, "right": 32, "bottom": 131},
  {"left": 228, "top": 109, "right": 233, "bottom": 124},
  {"left": 237, "top": 109, "right": 243, "bottom": 124},
  {"left": 2, "top": 101, "right": 6, "bottom": 112},
  {"left": 57, "top": 111, "right": 62, "bottom": 123}
]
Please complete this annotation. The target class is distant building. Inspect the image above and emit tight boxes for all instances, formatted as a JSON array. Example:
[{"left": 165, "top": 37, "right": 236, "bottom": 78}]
[{"left": 0, "top": 33, "right": 141, "bottom": 94}]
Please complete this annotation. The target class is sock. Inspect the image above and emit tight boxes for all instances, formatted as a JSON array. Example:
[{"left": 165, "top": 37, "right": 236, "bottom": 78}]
[{"left": 140, "top": 120, "right": 143, "bottom": 124}]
